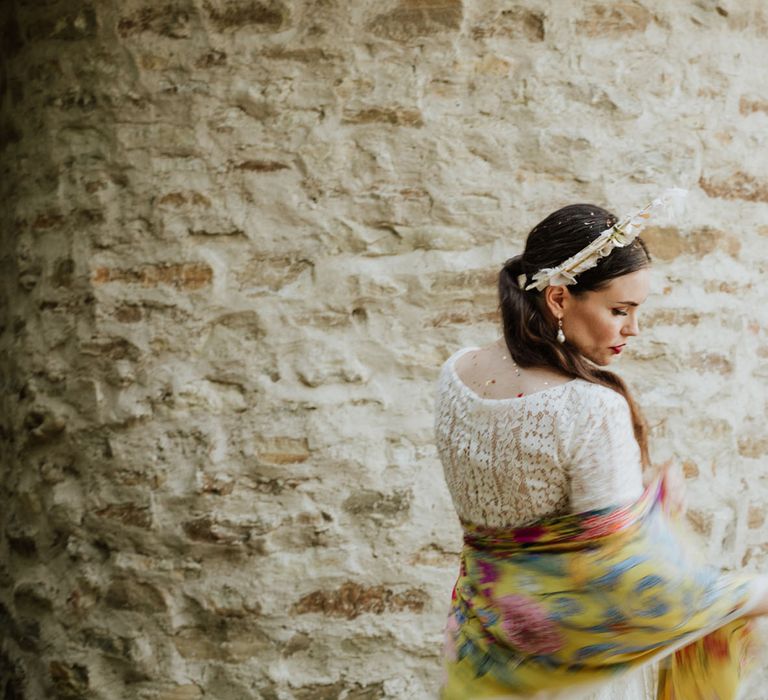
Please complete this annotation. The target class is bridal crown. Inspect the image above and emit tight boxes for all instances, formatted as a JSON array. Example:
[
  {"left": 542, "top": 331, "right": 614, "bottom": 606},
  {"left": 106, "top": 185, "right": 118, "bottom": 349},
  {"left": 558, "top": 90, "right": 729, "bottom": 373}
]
[{"left": 518, "top": 188, "right": 687, "bottom": 292}]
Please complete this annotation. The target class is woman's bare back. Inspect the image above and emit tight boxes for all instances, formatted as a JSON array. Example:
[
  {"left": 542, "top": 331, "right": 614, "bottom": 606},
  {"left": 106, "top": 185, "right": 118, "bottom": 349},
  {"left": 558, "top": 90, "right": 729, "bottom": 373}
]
[{"left": 453, "top": 338, "right": 573, "bottom": 400}]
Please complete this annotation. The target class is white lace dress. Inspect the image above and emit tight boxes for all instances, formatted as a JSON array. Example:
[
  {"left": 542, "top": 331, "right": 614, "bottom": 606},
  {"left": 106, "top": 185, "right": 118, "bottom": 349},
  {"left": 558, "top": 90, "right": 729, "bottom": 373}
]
[{"left": 434, "top": 346, "right": 656, "bottom": 699}]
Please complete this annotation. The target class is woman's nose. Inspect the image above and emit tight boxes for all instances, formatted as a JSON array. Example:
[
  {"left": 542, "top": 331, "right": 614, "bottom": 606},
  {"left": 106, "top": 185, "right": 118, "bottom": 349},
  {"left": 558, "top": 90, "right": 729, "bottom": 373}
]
[{"left": 623, "top": 317, "right": 640, "bottom": 336}]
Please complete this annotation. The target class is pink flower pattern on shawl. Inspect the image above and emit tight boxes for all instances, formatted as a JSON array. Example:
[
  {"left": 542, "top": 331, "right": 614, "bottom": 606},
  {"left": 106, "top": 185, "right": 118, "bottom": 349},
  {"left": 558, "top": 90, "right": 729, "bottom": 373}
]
[
  {"left": 497, "top": 594, "right": 564, "bottom": 654},
  {"left": 477, "top": 559, "right": 499, "bottom": 584}
]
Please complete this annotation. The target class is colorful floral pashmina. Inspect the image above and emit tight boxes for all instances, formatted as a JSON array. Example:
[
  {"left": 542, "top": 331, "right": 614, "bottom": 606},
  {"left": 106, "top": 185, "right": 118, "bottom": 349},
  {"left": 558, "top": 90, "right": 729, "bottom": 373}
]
[{"left": 442, "top": 479, "right": 760, "bottom": 699}]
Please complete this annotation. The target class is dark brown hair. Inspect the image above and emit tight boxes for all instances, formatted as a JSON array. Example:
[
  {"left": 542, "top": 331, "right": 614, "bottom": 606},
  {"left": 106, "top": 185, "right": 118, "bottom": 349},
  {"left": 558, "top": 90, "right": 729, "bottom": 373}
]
[{"left": 498, "top": 203, "right": 652, "bottom": 467}]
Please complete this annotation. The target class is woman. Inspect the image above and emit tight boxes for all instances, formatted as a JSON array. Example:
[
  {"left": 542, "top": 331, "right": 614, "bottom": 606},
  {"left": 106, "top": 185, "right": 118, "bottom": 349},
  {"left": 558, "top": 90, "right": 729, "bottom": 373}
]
[{"left": 434, "top": 193, "right": 768, "bottom": 699}]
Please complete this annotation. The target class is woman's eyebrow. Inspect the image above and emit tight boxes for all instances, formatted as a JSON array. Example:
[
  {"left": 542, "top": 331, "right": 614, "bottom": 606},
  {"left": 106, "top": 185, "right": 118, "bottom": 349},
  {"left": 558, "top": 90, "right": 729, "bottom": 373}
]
[{"left": 613, "top": 300, "right": 639, "bottom": 306}]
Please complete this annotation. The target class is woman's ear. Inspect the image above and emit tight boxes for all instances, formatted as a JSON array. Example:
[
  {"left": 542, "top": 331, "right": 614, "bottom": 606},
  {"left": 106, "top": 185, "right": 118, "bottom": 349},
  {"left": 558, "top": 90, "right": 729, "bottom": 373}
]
[{"left": 543, "top": 285, "right": 569, "bottom": 319}]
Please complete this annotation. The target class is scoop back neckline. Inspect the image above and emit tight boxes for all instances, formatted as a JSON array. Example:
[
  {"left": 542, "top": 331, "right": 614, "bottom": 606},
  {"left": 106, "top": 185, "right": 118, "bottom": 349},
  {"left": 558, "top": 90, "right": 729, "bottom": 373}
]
[{"left": 447, "top": 346, "right": 578, "bottom": 404}]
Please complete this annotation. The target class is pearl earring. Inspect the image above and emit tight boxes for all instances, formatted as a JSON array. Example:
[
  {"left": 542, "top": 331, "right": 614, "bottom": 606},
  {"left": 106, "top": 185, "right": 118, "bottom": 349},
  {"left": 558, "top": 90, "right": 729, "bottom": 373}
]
[{"left": 557, "top": 318, "right": 565, "bottom": 344}]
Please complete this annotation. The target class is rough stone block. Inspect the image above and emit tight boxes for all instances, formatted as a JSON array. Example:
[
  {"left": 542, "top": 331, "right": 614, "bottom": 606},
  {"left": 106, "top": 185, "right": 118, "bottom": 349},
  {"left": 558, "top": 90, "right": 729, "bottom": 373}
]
[
  {"left": 681, "top": 460, "right": 699, "bottom": 479},
  {"left": 687, "top": 509, "right": 713, "bottom": 537},
  {"left": 256, "top": 437, "right": 310, "bottom": 465},
  {"left": 737, "top": 433, "right": 768, "bottom": 459},
  {"left": 294, "top": 681, "right": 385, "bottom": 700},
  {"left": 117, "top": 5, "right": 199, "bottom": 39},
  {"left": 293, "top": 582, "right": 428, "bottom": 620},
  {"left": 472, "top": 8, "right": 545, "bottom": 41},
  {"left": 643, "top": 308, "right": 703, "bottom": 328},
  {"left": 700, "top": 171, "right": 768, "bottom": 203},
  {"left": 152, "top": 685, "right": 205, "bottom": 700},
  {"left": 641, "top": 225, "right": 739, "bottom": 261},
  {"left": 105, "top": 578, "right": 168, "bottom": 613},
  {"left": 236, "top": 255, "right": 313, "bottom": 292},
  {"left": 157, "top": 191, "right": 212, "bottom": 208},
  {"left": 94, "top": 503, "right": 153, "bottom": 530},
  {"left": 234, "top": 159, "right": 289, "bottom": 171},
  {"left": 91, "top": 263, "right": 213, "bottom": 290},
  {"left": 172, "top": 622, "right": 270, "bottom": 661},
  {"left": 576, "top": 3, "right": 653, "bottom": 36},
  {"left": 739, "top": 95, "right": 768, "bottom": 115},
  {"left": 182, "top": 516, "right": 255, "bottom": 545},
  {"left": 342, "top": 107, "right": 425, "bottom": 127},
  {"left": 202, "top": 0, "right": 287, "bottom": 32},
  {"left": 343, "top": 488, "right": 412, "bottom": 524},
  {"left": 368, "top": 0, "right": 463, "bottom": 41},
  {"left": 687, "top": 352, "right": 733, "bottom": 375},
  {"left": 748, "top": 505, "right": 765, "bottom": 529}
]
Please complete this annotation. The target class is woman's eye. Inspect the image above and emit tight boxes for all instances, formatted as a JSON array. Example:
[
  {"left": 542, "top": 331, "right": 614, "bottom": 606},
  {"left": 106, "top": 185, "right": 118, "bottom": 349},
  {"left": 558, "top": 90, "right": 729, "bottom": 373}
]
[{"left": 612, "top": 309, "right": 628, "bottom": 316}]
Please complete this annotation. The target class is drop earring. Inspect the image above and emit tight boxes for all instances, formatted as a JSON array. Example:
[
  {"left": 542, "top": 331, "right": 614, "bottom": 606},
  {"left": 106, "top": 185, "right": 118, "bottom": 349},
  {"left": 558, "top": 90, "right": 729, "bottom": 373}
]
[{"left": 557, "top": 318, "right": 565, "bottom": 344}]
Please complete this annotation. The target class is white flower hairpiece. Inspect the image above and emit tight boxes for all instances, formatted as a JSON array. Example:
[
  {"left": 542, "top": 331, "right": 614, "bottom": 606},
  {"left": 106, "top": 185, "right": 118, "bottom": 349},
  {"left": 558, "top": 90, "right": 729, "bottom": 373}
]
[{"left": 522, "top": 188, "right": 687, "bottom": 292}]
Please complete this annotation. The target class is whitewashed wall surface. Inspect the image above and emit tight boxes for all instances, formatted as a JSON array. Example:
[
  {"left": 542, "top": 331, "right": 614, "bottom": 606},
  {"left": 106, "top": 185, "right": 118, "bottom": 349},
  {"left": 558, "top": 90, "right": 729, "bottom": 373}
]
[{"left": 2, "top": 1, "right": 768, "bottom": 698}]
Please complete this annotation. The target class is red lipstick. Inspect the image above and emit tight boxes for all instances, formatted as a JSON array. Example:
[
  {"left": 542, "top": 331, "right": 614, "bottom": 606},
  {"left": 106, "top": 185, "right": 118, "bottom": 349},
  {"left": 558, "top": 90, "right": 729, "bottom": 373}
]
[{"left": 610, "top": 345, "right": 626, "bottom": 355}]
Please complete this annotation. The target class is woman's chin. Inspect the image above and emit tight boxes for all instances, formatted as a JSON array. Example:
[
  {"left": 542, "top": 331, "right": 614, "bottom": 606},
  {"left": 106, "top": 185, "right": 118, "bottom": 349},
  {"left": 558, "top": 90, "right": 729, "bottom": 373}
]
[{"left": 582, "top": 351, "right": 614, "bottom": 367}]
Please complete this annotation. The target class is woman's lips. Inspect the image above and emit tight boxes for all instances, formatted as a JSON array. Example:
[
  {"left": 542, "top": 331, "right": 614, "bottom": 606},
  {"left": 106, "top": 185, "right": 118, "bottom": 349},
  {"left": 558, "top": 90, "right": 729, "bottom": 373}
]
[{"left": 610, "top": 344, "right": 626, "bottom": 355}]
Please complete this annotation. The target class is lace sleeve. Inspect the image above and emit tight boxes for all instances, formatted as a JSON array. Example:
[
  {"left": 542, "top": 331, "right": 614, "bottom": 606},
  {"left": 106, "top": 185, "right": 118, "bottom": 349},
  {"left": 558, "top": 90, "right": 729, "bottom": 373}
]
[{"left": 563, "top": 385, "right": 644, "bottom": 513}]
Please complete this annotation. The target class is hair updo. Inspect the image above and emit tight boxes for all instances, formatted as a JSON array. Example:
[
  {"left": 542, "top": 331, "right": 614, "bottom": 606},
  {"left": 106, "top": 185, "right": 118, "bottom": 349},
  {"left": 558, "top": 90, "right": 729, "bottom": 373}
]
[{"left": 498, "top": 203, "right": 652, "bottom": 467}]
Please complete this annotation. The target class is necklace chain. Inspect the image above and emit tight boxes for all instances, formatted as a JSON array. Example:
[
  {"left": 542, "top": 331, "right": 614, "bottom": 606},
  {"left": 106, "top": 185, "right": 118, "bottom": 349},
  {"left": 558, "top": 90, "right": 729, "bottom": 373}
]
[{"left": 481, "top": 341, "right": 550, "bottom": 395}]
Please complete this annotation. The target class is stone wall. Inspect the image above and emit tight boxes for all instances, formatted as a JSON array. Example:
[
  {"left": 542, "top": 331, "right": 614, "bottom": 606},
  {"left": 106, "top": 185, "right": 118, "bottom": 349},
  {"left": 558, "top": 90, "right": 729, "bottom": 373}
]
[{"left": 2, "top": 0, "right": 768, "bottom": 698}]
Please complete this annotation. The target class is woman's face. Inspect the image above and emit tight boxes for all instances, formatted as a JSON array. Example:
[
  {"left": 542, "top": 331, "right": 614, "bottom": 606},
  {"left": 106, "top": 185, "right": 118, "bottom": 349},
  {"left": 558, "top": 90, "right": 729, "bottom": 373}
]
[{"left": 559, "top": 268, "right": 650, "bottom": 367}]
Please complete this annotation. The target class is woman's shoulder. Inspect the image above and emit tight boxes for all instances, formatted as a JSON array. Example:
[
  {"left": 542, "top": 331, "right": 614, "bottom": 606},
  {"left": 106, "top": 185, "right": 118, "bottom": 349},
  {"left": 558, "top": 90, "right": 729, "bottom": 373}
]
[
  {"left": 563, "top": 379, "right": 632, "bottom": 422},
  {"left": 566, "top": 377, "right": 624, "bottom": 400}
]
